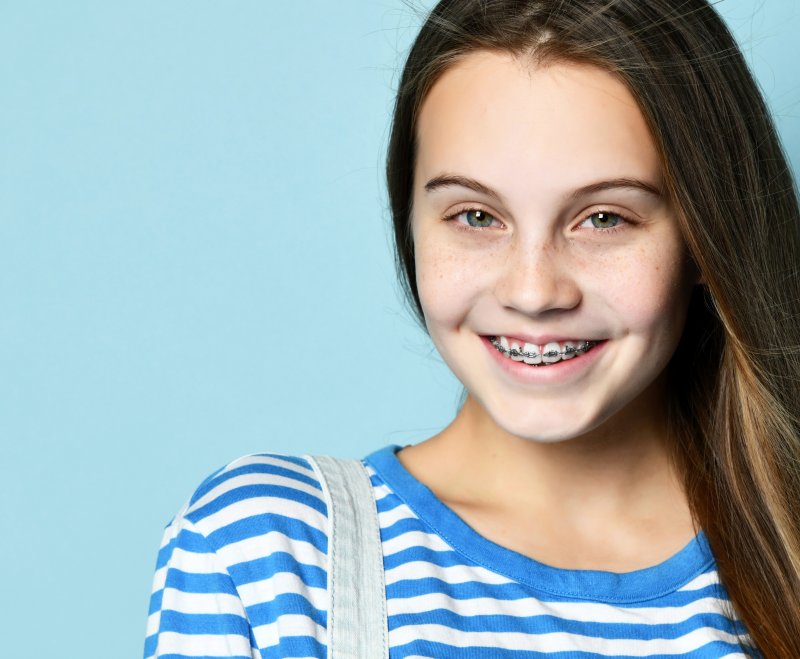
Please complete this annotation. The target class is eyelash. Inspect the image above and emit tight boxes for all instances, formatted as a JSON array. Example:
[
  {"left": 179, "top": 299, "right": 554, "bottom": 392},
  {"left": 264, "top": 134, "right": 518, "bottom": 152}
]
[
  {"left": 442, "top": 208, "right": 502, "bottom": 231},
  {"left": 442, "top": 207, "right": 632, "bottom": 236},
  {"left": 578, "top": 211, "right": 630, "bottom": 236}
]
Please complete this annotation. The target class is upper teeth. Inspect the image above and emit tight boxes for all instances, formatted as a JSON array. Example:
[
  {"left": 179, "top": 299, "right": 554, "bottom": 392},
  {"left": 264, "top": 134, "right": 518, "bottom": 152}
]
[{"left": 491, "top": 336, "right": 597, "bottom": 365}]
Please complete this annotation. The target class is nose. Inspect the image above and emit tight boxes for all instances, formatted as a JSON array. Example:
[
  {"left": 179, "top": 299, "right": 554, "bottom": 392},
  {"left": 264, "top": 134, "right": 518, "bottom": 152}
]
[{"left": 493, "top": 238, "right": 582, "bottom": 316}]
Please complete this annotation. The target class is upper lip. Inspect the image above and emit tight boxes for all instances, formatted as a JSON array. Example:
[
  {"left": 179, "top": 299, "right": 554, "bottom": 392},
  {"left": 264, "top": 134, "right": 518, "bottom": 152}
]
[{"left": 486, "top": 333, "right": 603, "bottom": 345}]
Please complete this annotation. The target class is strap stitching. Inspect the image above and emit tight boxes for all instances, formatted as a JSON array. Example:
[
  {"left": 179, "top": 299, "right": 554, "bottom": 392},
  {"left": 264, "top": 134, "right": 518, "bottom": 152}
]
[{"left": 307, "top": 454, "right": 389, "bottom": 658}]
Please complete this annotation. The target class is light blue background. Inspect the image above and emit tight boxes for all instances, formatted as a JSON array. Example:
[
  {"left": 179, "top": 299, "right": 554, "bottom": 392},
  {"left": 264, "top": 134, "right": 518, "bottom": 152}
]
[{"left": 0, "top": 1, "right": 797, "bottom": 655}]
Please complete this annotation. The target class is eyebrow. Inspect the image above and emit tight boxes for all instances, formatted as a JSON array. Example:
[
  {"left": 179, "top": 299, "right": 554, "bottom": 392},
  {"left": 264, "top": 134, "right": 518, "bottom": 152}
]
[{"left": 423, "top": 174, "right": 663, "bottom": 201}]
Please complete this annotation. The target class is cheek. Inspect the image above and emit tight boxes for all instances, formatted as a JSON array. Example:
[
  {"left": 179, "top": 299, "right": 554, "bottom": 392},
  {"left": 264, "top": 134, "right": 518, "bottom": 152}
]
[
  {"left": 593, "top": 245, "right": 694, "bottom": 335},
  {"left": 415, "top": 235, "right": 486, "bottom": 329}
]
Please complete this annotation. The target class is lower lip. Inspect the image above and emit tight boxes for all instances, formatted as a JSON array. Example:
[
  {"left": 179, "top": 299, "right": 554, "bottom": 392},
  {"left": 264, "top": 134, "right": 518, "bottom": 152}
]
[{"left": 481, "top": 336, "right": 609, "bottom": 385}]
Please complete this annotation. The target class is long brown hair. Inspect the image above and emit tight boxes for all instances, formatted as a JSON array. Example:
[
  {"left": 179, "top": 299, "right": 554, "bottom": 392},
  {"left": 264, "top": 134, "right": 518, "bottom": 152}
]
[{"left": 386, "top": 1, "right": 800, "bottom": 654}]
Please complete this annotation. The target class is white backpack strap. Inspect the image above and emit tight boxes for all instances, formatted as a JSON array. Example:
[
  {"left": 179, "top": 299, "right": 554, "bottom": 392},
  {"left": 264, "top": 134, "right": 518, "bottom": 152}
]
[{"left": 304, "top": 454, "right": 389, "bottom": 659}]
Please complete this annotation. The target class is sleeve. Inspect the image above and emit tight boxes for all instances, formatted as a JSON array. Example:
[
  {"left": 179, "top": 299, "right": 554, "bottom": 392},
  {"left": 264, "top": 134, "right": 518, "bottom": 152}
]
[{"left": 143, "top": 503, "right": 258, "bottom": 659}]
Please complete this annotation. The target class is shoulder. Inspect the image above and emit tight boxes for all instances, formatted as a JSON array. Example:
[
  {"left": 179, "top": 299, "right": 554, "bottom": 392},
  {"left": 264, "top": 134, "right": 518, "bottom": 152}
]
[
  {"left": 176, "top": 452, "right": 330, "bottom": 557},
  {"left": 146, "top": 453, "right": 333, "bottom": 657}
]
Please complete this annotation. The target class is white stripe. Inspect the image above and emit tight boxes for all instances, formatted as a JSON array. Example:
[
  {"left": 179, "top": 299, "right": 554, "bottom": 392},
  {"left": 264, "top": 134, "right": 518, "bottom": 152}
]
[
  {"left": 157, "top": 512, "right": 186, "bottom": 550},
  {"left": 159, "top": 587, "right": 247, "bottom": 616},
  {"left": 145, "top": 611, "right": 160, "bottom": 637},
  {"left": 389, "top": 623, "right": 744, "bottom": 655},
  {"left": 221, "top": 453, "right": 317, "bottom": 481},
  {"left": 371, "top": 482, "right": 393, "bottom": 501},
  {"left": 388, "top": 592, "right": 733, "bottom": 625},
  {"left": 378, "top": 501, "right": 415, "bottom": 526},
  {"left": 251, "top": 614, "right": 325, "bottom": 649},
  {"left": 195, "top": 470, "right": 324, "bottom": 508},
  {"left": 190, "top": 467, "right": 323, "bottom": 512},
  {"left": 194, "top": 495, "right": 327, "bottom": 537},
  {"left": 154, "top": 631, "right": 254, "bottom": 655},
  {"left": 165, "top": 545, "right": 223, "bottom": 574},
  {"left": 382, "top": 529, "right": 456, "bottom": 556},
  {"left": 679, "top": 570, "right": 721, "bottom": 591},
  {"left": 238, "top": 571, "right": 328, "bottom": 611},
  {"left": 385, "top": 559, "right": 513, "bottom": 586},
  {"left": 216, "top": 529, "right": 326, "bottom": 571},
  {"left": 150, "top": 566, "right": 167, "bottom": 592}
]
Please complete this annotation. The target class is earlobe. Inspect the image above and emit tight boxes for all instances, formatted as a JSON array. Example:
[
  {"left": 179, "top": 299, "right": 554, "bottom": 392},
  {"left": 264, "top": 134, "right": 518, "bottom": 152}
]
[
  {"left": 695, "top": 267, "right": 706, "bottom": 287},
  {"left": 687, "top": 257, "right": 704, "bottom": 287}
]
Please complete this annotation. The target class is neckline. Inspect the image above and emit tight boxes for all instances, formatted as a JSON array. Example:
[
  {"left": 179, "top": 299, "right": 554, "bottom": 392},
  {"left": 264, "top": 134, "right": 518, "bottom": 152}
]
[{"left": 364, "top": 443, "right": 715, "bottom": 603}]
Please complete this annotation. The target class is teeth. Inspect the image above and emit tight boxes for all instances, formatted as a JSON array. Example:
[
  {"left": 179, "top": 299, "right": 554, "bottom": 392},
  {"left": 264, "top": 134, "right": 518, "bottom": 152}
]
[
  {"left": 489, "top": 336, "right": 598, "bottom": 367},
  {"left": 509, "top": 341, "right": 524, "bottom": 361},
  {"left": 522, "top": 342, "right": 541, "bottom": 365},
  {"left": 542, "top": 341, "right": 562, "bottom": 364}
]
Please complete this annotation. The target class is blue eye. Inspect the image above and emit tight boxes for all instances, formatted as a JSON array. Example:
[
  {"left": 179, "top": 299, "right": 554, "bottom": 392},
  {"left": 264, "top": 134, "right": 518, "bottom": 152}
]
[
  {"left": 584, "top": 211, "right": 624, "bottom": 230},
  {"left": 460, "top": 209, "right": 496, "bottom": 228}
]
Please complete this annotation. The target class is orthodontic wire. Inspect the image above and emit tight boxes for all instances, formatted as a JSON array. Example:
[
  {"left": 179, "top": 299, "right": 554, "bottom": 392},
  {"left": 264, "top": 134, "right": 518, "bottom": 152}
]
[{"left": 488, "top": 337, "right": 597, "bottom": 361}]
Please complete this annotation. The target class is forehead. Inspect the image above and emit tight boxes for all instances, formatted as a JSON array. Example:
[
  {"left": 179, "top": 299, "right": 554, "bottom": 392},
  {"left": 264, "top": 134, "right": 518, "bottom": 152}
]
[{"left": 414, "top": 51, "right": 662, "bottom": 193}]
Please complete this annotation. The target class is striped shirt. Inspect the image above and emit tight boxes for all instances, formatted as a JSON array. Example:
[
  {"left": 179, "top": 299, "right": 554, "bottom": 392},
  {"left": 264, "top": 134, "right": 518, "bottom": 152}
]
[{"left": 144, "top": 444, "right": 754, "bottom": 658}]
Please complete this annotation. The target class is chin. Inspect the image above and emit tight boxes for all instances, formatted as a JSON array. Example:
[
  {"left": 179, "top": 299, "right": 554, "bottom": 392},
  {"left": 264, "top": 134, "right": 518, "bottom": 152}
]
[
  {"left": 500, "top": 419, "right": 593, "bottom": 444},
  {"left": 478, "top": 392, "right": 607, "bottom": 444}
]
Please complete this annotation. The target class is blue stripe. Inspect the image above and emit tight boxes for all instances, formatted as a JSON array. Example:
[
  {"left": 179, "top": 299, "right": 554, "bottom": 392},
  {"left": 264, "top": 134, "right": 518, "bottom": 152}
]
[
  {"left": 206, "top": 512, "right": 328, "bottom": 552},
  {"left": 383, "top": 545, "right": 472, "bottom": 570},
  {"left": 152, "top": 655, "right": 253, "bottom": 659},
  {"left": 143, "top": 633, "right": 156, "bottom": 658},
  {"left": 381, "top": 515, "right": 430, "bottom": 541},
  {"left": 228, "top": 550, "right": 326, "bottom": 588},
  {"left": 187, "top": 483, "right": 326, "bottom": 523},
  {"left": 155, "top": 528, "right": 211, "bottom": 570},
  {"left": 246, "top": 592, "right": 326, "bottom": 628},
  {"left": 375, "top": 494, "right": 410, "bottom": 513},
  {"left": 390, "top": 639, "right": 749, "bottom": 658},
  {"left": 165, "top": 568, "right": 239, "bottom": 595},
  {"left": 148, "top": 588, "right": 163, "bottom": 615},
  {"left": 386, "top": 574, "right": 734, "bottom": 608},
  {"left": 192, "top": 461, "right": 323, "bottom": 505},
  {"left": 157, "top": 610, "right": 250, "bottom": 636},
  {"left": 264, "top": 453, "right": 314, "bottom": 469},
  {"left": 260, "top": 634, "right": 326, "bottom": 659}
]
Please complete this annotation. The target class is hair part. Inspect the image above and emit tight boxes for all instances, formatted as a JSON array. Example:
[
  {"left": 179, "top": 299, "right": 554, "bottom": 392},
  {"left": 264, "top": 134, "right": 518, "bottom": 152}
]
[{"left": 386, "top": 1, "right": 800, "bottom": 654}]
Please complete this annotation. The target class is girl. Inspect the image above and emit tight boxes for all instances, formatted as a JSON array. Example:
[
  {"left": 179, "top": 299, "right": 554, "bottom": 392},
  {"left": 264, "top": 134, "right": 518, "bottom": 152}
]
[{"left": 144, "top": 1, "right": 800, "bottom": 657}]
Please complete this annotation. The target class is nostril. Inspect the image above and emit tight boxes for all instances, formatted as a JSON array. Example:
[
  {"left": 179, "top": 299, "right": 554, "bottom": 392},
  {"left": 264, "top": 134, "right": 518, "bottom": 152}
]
[{"left": 494, "top": 262, "right": 582, "bottom": 316}]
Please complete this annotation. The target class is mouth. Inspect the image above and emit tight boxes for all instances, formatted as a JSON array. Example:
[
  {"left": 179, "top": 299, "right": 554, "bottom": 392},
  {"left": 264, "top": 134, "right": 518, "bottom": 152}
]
[{"left": 487, "top": 335, "right": 600, "bottom": 367}]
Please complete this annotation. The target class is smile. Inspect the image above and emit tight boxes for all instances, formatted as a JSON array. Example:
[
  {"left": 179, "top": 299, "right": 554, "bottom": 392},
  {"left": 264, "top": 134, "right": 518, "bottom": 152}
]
[{"left": 488, "top": 336, "right": 598, "bottom": 367}]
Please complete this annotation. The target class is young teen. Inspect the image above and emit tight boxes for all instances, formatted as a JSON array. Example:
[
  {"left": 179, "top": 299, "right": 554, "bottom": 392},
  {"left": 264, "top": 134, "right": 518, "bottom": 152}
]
[{"left": 145, "top": 1, "right": 800, "bottom": 656}]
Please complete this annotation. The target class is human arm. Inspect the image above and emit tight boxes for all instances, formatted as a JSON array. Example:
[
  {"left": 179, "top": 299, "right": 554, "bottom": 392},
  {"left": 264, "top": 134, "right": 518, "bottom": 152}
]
[{"left": 144, "top": 506, "right": 257, "bottom": 659}]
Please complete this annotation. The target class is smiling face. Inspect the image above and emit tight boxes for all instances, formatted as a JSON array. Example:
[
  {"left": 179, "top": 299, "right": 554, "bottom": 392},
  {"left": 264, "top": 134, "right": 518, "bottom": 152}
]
[{"left": 412, "top": 51, "right": 700, "bottom": 442}]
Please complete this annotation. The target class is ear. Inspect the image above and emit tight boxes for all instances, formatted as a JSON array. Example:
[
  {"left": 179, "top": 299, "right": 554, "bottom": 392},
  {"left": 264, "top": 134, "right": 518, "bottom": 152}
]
[{"left": 688, "top": 256, "right": 705, "bottom": 287}]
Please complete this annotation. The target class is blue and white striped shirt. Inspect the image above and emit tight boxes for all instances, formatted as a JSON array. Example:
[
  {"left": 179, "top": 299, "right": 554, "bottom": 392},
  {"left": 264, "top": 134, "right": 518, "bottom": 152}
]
[{"left": 144, "top": 444, "right": 753, "bottom": 658}]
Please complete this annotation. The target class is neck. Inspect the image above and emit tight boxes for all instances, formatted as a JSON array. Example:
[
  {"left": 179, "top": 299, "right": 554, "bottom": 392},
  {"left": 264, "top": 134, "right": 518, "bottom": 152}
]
[{"left": 406, "top": 380, "right": 690, "bottom": 532}]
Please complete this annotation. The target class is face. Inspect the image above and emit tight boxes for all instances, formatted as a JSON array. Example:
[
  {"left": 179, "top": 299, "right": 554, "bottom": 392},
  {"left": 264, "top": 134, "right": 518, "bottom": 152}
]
[{"left": 412, "top": 52, "right": 700, "bottom": 442}]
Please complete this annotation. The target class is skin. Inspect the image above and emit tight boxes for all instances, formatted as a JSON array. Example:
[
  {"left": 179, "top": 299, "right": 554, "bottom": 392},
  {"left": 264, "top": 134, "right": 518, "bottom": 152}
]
[{"left": 397, "top": 51, "right": 703, "bottom": 572}]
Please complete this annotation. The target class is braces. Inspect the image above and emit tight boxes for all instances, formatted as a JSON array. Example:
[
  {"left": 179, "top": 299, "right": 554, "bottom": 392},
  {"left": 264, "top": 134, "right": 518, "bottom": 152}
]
[{"left": 488, "top": 336, "right": 598, "bottom": 361}]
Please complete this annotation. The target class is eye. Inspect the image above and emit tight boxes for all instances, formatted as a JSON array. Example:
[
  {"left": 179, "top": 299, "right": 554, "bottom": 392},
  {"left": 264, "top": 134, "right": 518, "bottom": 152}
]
[
  {"left": 578, "top": 211, "right": 628, "bottom": 233},
  {"left": 446, "top": 208, "right": 499, "bottom": 229}
]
